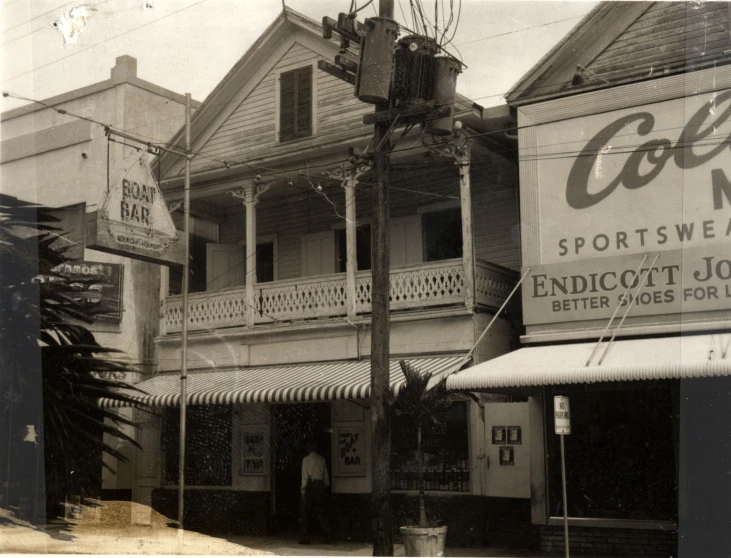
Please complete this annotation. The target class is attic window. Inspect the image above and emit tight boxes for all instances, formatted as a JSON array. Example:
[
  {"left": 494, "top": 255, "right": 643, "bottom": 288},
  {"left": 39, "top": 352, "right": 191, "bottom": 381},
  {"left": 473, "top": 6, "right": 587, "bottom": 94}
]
[{"left": 279, "top": 66, "right": 312, "bottom": 142}]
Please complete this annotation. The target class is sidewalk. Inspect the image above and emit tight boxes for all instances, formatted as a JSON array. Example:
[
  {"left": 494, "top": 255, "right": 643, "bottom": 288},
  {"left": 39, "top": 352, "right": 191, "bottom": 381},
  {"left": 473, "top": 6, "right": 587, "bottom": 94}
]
[{"left": 226, "top": 534, "right": 544, "bottom": 557}]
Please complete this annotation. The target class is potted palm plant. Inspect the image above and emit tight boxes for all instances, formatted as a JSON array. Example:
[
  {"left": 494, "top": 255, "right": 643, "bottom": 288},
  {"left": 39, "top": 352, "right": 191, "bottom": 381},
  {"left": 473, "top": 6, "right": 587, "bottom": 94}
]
[{"left": 391, "top": 360, "right": 454, "bottom": 557}]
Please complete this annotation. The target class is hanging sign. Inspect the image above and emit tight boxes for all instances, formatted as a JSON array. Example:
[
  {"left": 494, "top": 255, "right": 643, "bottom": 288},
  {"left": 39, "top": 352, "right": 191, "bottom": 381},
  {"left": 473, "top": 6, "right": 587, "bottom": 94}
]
[
  {"left": 554, "top": 396, "right": 571, "bottom": 435},
  {"left": 86, "top": 151, "right": 184, "bottom": 267}
]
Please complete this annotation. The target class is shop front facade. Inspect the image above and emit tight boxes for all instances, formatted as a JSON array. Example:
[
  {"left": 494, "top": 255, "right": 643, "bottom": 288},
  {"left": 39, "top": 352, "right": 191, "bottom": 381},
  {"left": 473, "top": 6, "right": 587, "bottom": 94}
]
[
  {"left": 448, "top": 2, "right": 731, "bottom": 556},
  {"left": 103, "top": 7, "right": 527, "bottom": 546}
]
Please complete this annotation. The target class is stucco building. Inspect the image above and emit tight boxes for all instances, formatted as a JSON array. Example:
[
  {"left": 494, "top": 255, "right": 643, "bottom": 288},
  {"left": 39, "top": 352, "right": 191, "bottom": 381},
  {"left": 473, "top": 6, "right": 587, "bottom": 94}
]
[{"left": 0, "top": 55, "right": 199, "bottom": 508}]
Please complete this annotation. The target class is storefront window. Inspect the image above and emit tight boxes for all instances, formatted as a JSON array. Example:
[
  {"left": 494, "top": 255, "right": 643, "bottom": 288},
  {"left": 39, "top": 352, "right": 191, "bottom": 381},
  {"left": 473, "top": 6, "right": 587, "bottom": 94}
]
[
  {"left": 163, "top": 405, "right": 233, "bottom": 486},
  {"left": 391, "top": 401, "right": 470, "bottom": 492},
  {"left": 546, "top": 382, "right": 678, "bottom": 521}
]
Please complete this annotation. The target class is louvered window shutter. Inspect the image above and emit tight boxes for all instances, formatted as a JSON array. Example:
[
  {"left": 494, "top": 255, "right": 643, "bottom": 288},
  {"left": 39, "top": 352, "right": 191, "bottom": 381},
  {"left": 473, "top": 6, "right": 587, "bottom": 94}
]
[
  {"left": 279, "top": 66, "right": 312, "bottom": 142},
  {"left": 296, "top": 66, "right": 312, "bottom": 138}
]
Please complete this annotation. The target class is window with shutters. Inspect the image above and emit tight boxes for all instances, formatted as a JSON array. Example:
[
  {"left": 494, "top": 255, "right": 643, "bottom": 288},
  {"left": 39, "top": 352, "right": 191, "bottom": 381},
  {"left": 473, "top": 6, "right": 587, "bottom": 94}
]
[{"left": 279, "top": 66, "right": 313, "bottom": 143}]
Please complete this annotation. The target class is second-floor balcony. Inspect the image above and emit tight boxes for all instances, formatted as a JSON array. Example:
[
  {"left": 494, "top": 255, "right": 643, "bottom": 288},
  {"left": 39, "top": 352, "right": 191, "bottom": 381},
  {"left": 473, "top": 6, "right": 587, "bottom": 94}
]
[{"left": 163, "top": 258, "right": 517, "bottom": 335}]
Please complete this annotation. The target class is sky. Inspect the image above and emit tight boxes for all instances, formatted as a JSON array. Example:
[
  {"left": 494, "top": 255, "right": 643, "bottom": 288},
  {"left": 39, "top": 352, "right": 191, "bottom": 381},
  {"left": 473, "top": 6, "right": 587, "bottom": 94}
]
[{"left": 0, "top": 0, "right": 598, "bottom": 113}]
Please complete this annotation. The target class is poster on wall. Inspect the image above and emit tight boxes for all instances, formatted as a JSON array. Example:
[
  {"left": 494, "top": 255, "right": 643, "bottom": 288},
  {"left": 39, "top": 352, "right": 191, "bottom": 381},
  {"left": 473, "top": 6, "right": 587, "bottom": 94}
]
[
  {"left": 491, "top": 426, "right": 506, "bottom": 445},
  {"left": 499, "top": 446, "right": 515, "bottom": 466},
  {"left": 240, "top": 427, "right": 269, "bottom": 476},
  {"left": 48, "top": 261, "right": 124, "bottom": 321},
  {"left": 336, "top": 427, "right": 365, "bottom": 476}
]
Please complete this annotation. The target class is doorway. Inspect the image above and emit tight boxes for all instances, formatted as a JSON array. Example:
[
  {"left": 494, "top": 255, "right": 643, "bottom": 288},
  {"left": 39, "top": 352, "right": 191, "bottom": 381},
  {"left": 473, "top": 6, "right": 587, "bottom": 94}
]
[{"left": 271, "top": 403, "right": 332, "bottom": 534}]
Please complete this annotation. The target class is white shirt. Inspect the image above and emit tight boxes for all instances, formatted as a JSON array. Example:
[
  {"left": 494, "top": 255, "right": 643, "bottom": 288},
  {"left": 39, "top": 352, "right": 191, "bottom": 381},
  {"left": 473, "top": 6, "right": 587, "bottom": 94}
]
[{"left": 301, "top": 451, "right": 329, "bottom": 490}]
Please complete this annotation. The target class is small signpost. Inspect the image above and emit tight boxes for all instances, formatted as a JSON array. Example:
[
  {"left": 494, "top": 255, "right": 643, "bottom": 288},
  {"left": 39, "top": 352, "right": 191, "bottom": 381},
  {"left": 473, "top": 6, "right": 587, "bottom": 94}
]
[{"left": 554, "top": 395, "right": 571, "bottom": 558}]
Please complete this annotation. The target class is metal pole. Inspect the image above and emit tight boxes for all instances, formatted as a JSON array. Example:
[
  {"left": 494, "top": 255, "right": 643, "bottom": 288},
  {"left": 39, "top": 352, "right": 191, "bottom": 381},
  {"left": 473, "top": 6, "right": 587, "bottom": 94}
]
[
  {"left": 178, "top": 92, "right": 192, "bottom": 530},
  {"left": 560, "top": 433, "right": 570, "bottom": 558}
]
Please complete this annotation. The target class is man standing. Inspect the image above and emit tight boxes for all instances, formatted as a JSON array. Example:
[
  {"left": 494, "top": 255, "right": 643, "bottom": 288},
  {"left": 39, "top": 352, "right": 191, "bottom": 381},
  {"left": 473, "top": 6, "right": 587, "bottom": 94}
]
[{"left": 299, "top": 439, "right": 331, "bottom": 544}]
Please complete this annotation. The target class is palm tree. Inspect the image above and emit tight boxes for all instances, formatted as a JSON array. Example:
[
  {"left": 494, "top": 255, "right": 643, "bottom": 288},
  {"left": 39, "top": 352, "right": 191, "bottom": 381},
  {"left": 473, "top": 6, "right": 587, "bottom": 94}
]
[
  {"left": 391, "top": 360, "right": 453, "bottom": 528},
  {"left": 0, "top": 194, "right": 146, "bottom": 518}
]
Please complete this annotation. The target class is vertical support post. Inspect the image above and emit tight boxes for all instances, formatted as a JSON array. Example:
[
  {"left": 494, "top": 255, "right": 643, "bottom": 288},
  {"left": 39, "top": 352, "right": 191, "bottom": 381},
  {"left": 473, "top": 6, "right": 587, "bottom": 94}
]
[
  {"left": 560, "top": 433, "right": 570, "bottom": 558},
  {"left": 244, "top": 184, "right": 257, "bottom": 328},
  {"left": 344, "top": 171, "right": 358, "bottom": 318},
  {"left": 458, "top": 146, "right": 475, "bottom": 310},
  {"left": 371, "top": 3, "right": 394, "bottom": 556},
  {"left": 178, "top": 92, "right": 192, "bottom": 530}
]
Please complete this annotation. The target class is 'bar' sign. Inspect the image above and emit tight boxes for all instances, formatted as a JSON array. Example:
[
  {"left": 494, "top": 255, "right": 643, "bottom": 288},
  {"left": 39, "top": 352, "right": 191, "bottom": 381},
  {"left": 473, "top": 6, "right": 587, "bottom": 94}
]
[{"left": 554, "top": 396, "right": 571, "bottom": 435}]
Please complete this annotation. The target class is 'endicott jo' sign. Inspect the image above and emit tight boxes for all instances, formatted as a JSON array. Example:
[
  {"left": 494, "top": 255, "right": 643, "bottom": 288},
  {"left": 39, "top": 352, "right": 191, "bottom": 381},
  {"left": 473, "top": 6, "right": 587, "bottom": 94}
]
[{"left": 524, "top": 245, "right": 731, "bottom": 325}]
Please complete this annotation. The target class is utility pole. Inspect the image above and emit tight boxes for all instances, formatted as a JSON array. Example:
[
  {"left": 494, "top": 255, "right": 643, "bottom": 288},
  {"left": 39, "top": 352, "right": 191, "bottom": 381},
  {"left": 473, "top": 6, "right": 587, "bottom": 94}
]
[
  {"left": 370, "top": 1, "right": 394, "bottom": 554},
  {"left": 320, "top": 2, "right": 458, "bottom": 553}
]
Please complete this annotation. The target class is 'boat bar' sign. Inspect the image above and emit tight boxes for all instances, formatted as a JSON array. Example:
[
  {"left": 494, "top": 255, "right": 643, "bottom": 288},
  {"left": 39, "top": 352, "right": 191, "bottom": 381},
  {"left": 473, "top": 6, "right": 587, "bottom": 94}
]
[{"left": 87, "top": 152, "right": 184, "bottom": 267}]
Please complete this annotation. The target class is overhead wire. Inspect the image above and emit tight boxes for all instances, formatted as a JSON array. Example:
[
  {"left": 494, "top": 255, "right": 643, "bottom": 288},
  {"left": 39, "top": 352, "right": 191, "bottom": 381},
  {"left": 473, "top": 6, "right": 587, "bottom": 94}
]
[
  {"left": 0, "top": 0, "right": 213, "bottom": 85},
  {"left": 2, "top": 0, "right": 115, "bottom": 47},
  {"left": 3, "top": 0, "right": 76, "bottom": 35}
]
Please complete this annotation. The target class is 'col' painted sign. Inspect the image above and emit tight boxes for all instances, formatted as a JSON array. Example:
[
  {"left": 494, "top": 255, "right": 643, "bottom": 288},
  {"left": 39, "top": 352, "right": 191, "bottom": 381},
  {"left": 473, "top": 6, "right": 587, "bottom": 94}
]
[{"left": 534, "top": 87, "right": 731, "bottom": 264}]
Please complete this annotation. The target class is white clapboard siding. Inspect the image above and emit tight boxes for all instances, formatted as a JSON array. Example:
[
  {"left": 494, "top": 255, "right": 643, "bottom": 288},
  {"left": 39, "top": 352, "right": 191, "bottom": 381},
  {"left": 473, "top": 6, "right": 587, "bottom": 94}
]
[{"left": 191, "top": 42, "right": 372, "bottom": 175}]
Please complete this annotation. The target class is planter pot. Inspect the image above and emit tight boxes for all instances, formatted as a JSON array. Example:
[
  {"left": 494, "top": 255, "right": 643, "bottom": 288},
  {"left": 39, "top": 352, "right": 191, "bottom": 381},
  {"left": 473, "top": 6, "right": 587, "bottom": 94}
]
[{"left": 400, "top": 525, "right": 448, "bottom": 557}]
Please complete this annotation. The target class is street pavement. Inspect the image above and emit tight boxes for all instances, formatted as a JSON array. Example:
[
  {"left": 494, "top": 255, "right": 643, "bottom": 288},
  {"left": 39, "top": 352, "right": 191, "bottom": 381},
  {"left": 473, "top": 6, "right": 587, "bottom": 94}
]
[{"left": 1, "top": 504, "right": 570, "bottom": 556}]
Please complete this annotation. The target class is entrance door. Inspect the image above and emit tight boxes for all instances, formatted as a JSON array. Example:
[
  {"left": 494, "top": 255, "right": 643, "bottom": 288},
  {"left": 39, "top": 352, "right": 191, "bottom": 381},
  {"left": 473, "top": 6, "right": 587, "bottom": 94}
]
[
  {"left": 271, "top": 403, "right": 332, "bottom": 533},
  {"left": 485, "top": 402, "right": 530, "bottom": 498}
]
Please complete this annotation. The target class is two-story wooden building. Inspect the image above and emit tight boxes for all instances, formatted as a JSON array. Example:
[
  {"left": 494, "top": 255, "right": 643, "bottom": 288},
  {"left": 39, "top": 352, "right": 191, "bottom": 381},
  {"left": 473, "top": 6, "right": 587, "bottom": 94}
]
[{"left": 99, "top": 7, "right": 525, "bottom": 546}]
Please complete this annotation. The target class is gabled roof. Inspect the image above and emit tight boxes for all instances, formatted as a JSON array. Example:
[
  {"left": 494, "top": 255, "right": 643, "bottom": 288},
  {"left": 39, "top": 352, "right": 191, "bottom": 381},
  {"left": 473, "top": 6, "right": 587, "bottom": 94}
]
[
  {"left": 506, "top": 1, "right": 731, "bottom": 106},
  {"left": 157, "top": 7, "right": 483, "bottom": 183}
]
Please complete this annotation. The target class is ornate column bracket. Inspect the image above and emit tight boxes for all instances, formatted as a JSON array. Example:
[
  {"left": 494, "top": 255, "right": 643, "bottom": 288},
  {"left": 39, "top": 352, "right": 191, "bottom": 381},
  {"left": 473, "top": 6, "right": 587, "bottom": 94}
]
[
  {"left": 423, "top": 131, "right": 470, "bottom": 166},
  {"left": 228, "top": 178, "right": 273, "bottom": 205}
]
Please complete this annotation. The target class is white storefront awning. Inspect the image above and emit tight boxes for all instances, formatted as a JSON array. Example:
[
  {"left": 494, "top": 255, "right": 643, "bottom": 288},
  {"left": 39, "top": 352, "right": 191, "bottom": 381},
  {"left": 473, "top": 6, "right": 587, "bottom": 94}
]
[
  {"left": 446, "top": 334, "right": 731, "bottom": 390},
  {"left": 99, "top": 355, "right": 466, "bottom": 408}
]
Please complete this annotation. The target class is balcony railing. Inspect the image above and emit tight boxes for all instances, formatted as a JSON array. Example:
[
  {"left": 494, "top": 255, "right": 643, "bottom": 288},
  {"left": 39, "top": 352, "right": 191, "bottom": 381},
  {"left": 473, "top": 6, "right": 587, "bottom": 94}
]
[{"left": 163, "top": 259, "right": 518, "bottom": 334}]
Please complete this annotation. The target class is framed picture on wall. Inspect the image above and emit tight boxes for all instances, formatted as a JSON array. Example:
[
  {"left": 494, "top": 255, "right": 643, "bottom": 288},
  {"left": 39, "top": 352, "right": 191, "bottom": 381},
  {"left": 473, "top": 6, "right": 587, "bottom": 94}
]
[
  {"left": 499, "top": 446, "right": 515, "bottom": 466},
  {"left": 492, "top": 426, "right": 507, "bottom": 445},
  {"left": 507, "top": 426, "right": 522, "bottom": 445},
  {"left": 240, "top": 426, "right": 269, "bottom": 476},
  {"left": 335, "top": 426, "right": 365, "bottom": 476}
]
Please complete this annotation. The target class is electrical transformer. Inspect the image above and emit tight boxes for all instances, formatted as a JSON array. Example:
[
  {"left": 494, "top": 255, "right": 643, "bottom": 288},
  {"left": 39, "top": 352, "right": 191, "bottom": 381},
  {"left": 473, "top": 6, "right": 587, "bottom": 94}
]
[
  {"left": 355, "top": 17, "right": 400, "bottom": 104},
  {"left": 426, "top": 55, "right": 463, "bottom": 135},
  {"left": 392, "top": 35, "right": 438, "bottom": 107}
]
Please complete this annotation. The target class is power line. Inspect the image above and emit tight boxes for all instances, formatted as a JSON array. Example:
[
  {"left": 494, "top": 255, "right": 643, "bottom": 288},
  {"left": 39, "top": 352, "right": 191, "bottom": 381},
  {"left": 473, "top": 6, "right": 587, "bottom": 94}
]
[
  {"left": 2, "top": 0, "right": 113, "bottom": 47},
  {"left": 0, "top": 0, "right": 213, "bottom": 85},
  {"left": 455, "top": 14, "right": 584, "bottom": 47},
  {"left": 4, "top": 0, "right": 76, "bottom": 35}
]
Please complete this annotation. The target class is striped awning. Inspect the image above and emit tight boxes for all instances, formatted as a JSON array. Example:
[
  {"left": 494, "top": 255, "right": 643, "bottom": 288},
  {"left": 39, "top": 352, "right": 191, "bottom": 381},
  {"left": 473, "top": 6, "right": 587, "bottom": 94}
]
[
  {"left": 446, "top": 334, "right": 731, "bottom": 390},
  {"left": 99, "top": 356, "right": 466, "bottom": 408}
]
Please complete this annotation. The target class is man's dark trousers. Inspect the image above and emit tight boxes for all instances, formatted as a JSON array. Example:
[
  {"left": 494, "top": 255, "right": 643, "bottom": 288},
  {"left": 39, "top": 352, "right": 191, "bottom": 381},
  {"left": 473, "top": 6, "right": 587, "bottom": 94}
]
[{"left": 300, "top": 479, "right": 330, "bottom": 542}]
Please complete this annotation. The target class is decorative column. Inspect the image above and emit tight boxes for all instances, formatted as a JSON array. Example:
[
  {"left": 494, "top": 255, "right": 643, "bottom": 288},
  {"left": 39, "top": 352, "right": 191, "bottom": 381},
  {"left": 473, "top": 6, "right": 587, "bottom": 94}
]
[
  {"left": 230, "top": 179, "right": 271, "bottom": 328},
  {"left": 458, "top": 145, "right": 475, "bottom": 310},
  {"left": 426, "top": 135, "right": 475, "bottom": 310},
  {"left": 326, "top": 159, "right": 372, "bottom": 318}
]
